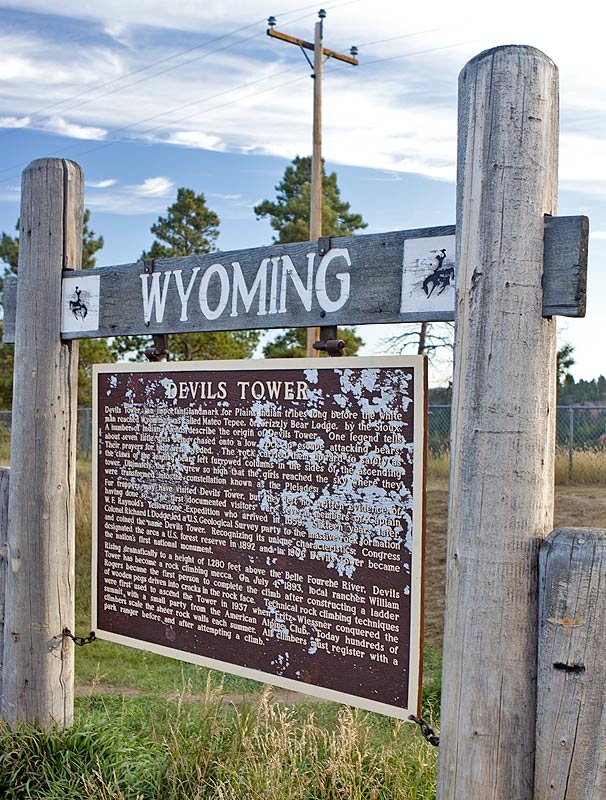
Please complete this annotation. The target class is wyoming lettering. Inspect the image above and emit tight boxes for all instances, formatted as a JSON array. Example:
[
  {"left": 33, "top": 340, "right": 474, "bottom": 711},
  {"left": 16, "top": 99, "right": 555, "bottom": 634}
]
[{"left": 140, "top": 247, "right": 353, "bottom": 324}]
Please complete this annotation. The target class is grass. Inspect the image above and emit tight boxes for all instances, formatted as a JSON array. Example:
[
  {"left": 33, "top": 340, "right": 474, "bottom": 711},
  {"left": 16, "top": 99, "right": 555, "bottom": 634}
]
[
  {"left": 426, "top": 447, "right": 606, "bottom": 485},
  {"left": 61, "top": 459, "right": 441, "bottom": 800},
  {"left": 0, "top": 688, "right": 439, "bottom": 800},
  {"left": 555, "top": 446, "right": 606, "bottom": 485},
  {"left": 1, "top": 444, "right": 602, "bottom": 798}
]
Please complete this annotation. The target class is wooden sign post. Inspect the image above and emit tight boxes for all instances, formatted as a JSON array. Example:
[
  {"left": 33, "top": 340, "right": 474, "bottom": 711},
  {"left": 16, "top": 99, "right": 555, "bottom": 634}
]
[
  {"left": 2, "top": 159, "right": 83, "bottom": 727},
  {"left": 437, "top": 46, "right": 559, "bottom": 800}
]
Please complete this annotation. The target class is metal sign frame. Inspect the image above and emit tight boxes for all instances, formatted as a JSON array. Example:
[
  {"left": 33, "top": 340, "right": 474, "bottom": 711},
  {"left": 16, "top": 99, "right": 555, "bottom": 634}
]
[{"left": 92, "top": 355, "right": 426, "bottom": 719}]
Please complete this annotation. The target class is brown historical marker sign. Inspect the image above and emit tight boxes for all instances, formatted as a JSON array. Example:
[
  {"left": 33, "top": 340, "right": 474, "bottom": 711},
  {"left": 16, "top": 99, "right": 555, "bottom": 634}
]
[{"left": 92, "top": 356, "right": 426, "bottom": 719}]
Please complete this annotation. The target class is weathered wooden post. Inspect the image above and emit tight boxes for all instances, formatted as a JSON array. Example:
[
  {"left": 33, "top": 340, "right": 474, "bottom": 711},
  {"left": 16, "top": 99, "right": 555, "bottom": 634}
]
[
  {"left": 0, "top": 467, "right": 8, "bottom": 700},
  {"left": 535, "top": 527, "right": 606, "bottom": 799},
  {"left": 437, "top": 46, "right": 559, "bottom": 799},
  {"left": 1, "top": 159, "right": 83, "bottom": 727}
]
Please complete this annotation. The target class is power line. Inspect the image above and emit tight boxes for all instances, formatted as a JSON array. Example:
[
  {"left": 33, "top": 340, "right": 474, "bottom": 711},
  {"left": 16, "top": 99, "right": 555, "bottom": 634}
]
[
  {"left": 0, "top": 2, "right": 345, "bottom": 140},
  {"left": 0, "top": 17, "right": 467, "bottom": 190}
]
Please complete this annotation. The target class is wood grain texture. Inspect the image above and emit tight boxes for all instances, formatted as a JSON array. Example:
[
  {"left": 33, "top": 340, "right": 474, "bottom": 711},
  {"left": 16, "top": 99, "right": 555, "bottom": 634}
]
[
  {"left": 535, "top": 528, "right": 606, "bottom": 800},
  {"left": 0, "top": 468, "right": 8, "bottom": 701},
  {"left": 437, "top": 46, "right": 559, "bottom": 800},
  {"left": 542, "top": 215, "right": 588, "bottom": 317},
  {"left": 1, "top": 159, "right": 82, "bottom": 727},
  {"left": 0, "top": 216, "right": 588, "bottom": 343}
]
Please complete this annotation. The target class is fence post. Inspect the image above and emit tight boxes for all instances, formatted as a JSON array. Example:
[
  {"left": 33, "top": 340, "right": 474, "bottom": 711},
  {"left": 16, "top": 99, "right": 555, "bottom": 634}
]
[
  {"left": 1, "top": 159, "right": 83, "bottom": 727},
  {"left": 0, "top": 468, "right": 8, "bottom": 701},
  {"left": 568, "top": 407, "right": 574, "bottom": 480},
  {"left": 535, "top": 527, "right": 606, "bottom": 799},
  {"left": 437, "top": 46, "right": 558, "bottom": 799}
]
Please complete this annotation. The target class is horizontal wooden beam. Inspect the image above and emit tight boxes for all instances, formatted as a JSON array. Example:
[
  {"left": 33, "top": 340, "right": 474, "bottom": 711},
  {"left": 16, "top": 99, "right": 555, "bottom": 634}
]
[
  {"left": 1, "top": 217, "right": 588, "bottom": 343},
  {"left": 267, "top": 28, "right": 359, "bottom": 65}
]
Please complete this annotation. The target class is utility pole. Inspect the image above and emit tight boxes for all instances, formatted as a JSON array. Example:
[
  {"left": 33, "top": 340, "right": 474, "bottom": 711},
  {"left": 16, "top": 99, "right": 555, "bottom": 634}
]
[{"left": 267, "top": 10, "right": 358, "bottom": 356}]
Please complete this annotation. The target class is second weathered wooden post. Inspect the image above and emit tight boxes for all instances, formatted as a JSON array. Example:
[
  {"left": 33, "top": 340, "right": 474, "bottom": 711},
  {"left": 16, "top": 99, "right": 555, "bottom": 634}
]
[
  {"left": 1, "top": 159, "right": 83, "bottom": 727},
  {"left": 535, "top": 528, "right": 606, "bottom": 799},
  {"left": 437, "top": 47, "right": 559, "bottom": 799}
]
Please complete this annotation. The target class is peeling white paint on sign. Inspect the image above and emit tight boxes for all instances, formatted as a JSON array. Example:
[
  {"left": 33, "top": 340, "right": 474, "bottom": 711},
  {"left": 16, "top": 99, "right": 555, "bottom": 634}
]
[{"left": 92, "top": 356, "right": 426, "bottom": 720}]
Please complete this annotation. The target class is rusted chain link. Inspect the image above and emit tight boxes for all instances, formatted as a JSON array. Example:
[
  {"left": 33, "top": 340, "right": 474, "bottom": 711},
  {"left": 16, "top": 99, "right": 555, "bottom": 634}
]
[
  {"left": 63, "top": 627, "right": 96, "bottom": 647},
  {"left": 409, "top": 714, "right": 440, "bottom": 747}
]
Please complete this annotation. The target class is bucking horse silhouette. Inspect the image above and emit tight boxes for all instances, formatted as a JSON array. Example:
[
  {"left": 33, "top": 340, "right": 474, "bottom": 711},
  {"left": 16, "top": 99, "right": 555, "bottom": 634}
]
[
  {"left": 68, "top": 286, "right": 88, "bottom": 320},
  {"left": 422, "top": 249, "right": 454, "bottom": 298}
]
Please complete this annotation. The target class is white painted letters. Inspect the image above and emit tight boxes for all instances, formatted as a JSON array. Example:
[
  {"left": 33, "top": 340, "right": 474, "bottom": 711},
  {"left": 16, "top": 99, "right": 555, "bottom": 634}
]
[
  {"left": 199, "top": 264, "right": 229, "bottom": 320},
  {"left": 141, "top": 271, "right": 173, "bottom": 324},
  {"left": 315, "top": 248, "right": 351, "bottom": 313},
  {"left": 138, "top": 248, "right": 353, "bottom": 326},
  {"left": 231, "top": 259, "right": 268, "bottom": 317},
  {"left": 173, "top": 268, "right": 200, "bottom": 322}
]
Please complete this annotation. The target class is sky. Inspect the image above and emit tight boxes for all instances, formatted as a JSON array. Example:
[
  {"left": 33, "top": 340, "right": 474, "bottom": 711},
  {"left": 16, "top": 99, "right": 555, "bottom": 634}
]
[{"left": 0, "top": 0, "right": 603, "bottom": 386}]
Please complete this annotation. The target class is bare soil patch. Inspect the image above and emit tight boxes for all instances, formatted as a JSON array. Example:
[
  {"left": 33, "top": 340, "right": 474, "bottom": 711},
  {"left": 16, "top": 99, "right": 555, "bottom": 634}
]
[{"left": 423, "top": 481, "right": 606, "bottom": 647}]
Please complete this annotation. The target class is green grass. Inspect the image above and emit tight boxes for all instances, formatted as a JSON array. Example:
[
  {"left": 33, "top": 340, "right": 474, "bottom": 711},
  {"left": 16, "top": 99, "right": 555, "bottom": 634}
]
[
  {"left": 61, "top": 460, "right": 441, "bottom": 799},
  {"left": 0, "top": 689, "right": 439, "bottom": 800}
]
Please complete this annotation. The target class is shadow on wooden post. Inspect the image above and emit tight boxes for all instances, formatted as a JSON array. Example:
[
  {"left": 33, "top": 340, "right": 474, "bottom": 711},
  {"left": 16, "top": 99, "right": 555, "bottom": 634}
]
[
  {"left": 1, "top": 159, "right": 83, "bottom": 728},
  {"left": 535, "top": 527, "right": 606, "bottom": 800}
]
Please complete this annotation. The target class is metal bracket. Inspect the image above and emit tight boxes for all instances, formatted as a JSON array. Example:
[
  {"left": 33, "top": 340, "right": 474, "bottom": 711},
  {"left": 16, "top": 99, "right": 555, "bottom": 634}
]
[
  {"left": 318, "top": 235, "right": 331, "bottom": 256},
  {"left": 145, "top": 334, "right": 170, "bottom": 362},
  {"left": 313, "top": 338, "right": 346, "bottom": 356},
  {"left": 313, "top": 323, "right": 346, "bottom": 357}
]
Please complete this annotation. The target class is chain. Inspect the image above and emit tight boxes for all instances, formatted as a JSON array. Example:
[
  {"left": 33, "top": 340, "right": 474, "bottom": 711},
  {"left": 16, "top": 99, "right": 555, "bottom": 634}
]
[
  {"left": 63, "top": 627, "right": 96, "bottom": 647},
  {"left": 408, "top": 714, "right": 440, "bottom": 747}
]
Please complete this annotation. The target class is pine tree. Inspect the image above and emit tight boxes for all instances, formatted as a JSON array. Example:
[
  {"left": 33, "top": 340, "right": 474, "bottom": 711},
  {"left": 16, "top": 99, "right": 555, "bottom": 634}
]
[
  {"left": 255, "top": 157, "right": 366, "bottom": 356},
  {"left": 254, "top": 156, "right": 366, "bottom": 244},
  {"left": 143, "top": 187, "right": 219, "bottom": 258},
  {"left": 140, "top": 189, "right": 258, "bottom": 362}
]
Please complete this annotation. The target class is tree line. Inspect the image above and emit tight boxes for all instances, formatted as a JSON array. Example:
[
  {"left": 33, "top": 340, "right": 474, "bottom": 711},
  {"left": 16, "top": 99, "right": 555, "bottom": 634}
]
[{"left": 0, "top": 156, "right": 364, "bottom": 410}]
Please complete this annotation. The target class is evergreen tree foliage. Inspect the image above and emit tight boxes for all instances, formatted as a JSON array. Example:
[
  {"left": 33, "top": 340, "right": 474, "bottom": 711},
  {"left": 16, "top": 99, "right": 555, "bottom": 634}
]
[
  {"left": 263, "top": 327, "right": 363, "bottom": 359},
  {"left": 254, "top": 156, "right": 366, "bottom": 244},
  {"left": 139, "top": 189, "right": 258, "bottom": 362},
  {"left": 0, "top": 320, "right": 14, "bottom": 410},
  {"left": 142, "top": 188, "right": 219, "bottom": 258},
  {"left": 557, "top": 342, "right": 576, "bottom": 389},
  {"left": 255, "top": 156, "right": 366, "bottom": 355},
  {"left": 81, "top": 209, "right": 104, "bottom": 269}
]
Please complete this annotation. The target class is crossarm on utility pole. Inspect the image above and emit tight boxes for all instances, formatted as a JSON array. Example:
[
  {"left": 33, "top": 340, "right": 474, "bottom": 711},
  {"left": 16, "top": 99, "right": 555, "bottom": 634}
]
[{"left": 267, "top": 29, "right": 359, "bottom": 65}]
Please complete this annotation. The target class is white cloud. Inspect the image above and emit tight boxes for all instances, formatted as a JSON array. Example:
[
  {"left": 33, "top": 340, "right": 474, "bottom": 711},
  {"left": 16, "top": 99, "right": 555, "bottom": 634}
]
[
  {"left": 42, "top": 117, "right": 107, "bottom": 140},
  {"left": 209, "top": 193, "right": 243, "bottom": 201},
  {"left": 0, "top": 1, "right": 603, "bottom": 194},
  {"left": 0, "top": 116, "right": 31, "bottom": 129},
  {"left": 165, "top": 131, "right": 224, "bottom": 150},
  {"left": 86, "top": 179, "right": 118, "bottom": 188},
  {"left": 127, "top": 177, "right": 174, "bottom": 197}
]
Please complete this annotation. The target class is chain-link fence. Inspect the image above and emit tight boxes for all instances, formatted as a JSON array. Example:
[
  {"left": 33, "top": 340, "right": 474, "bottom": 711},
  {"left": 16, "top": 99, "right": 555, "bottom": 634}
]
[
  {"left": 0, "top": 409, "right": 93, "bottom": 460},
  {"left": 428, "top": 404, "right": 606, "bottom": 483},
  {"left": 1, "top": 405, "right": 605, "bottom": 482}
]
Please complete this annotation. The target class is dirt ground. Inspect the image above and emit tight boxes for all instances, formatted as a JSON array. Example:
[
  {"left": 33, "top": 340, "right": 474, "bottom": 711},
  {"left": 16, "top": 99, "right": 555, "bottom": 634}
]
[{"left": 423, "top": 481, "right": 606, "bottom": 648}]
